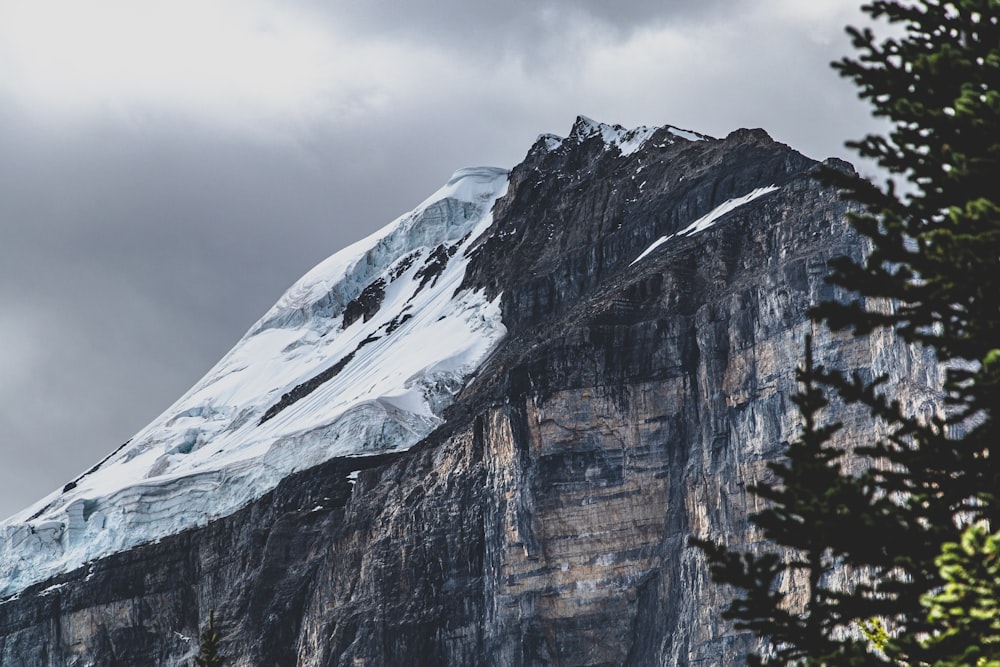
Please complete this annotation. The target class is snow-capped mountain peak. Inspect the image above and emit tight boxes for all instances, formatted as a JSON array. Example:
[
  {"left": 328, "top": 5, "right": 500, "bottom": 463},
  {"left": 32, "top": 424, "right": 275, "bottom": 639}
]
[
  {"left": 538, "top": 115, "right": 711, "bottom": 157},
  {"left": 0, "top": 165, "right": 510, "bottom": 597}
]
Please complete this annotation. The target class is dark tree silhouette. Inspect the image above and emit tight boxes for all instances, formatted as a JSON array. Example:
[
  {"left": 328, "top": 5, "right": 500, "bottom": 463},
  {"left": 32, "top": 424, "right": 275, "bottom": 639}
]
[
  {"left": 194, "top": 609, "right": 225, "bottom": 667},
  {"left": 695, "top": 1, "right": 1000, "bottom": 664}
]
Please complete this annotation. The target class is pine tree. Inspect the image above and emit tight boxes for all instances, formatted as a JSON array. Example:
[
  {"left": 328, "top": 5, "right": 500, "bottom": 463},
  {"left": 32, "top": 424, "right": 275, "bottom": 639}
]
[
  {"left": 194, "top": 609, "right": 224, "bottom": 667},
  {"left": 920, "top": 523, "right": 1000, "bottom": 666},
  {"left": 695, "top": 1, "right": 1000, "bottom": 664},
  {"left": 823, "top": 0, "right": 1000, "bottom": 531}
]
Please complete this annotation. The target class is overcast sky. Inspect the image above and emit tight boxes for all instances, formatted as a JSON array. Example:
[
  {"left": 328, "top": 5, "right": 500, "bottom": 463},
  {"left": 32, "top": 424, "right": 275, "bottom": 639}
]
[{"left": 0, "top": 0, "right": 884, "bottom": 520}]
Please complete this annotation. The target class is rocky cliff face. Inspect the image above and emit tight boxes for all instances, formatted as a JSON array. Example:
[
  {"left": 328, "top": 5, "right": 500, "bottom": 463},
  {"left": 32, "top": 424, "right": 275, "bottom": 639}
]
[{"left": 0, "top": 118, "right": 939, "bottom": 666}]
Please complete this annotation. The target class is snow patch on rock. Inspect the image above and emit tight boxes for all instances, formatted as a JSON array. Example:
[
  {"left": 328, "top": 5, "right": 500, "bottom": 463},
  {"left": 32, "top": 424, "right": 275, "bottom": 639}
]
[{"left": 631, "top": 185, "right": 780, "bottom": 265}]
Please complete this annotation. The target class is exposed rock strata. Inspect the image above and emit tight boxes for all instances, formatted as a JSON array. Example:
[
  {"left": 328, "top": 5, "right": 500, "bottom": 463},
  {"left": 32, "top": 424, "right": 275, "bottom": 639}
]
[{"left": 0, "top": 120, "right": 939, "bottom": 665}]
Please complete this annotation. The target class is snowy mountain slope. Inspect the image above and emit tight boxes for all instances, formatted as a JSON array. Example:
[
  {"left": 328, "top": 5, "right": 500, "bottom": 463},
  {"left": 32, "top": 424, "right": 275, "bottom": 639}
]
[
  {"left": 0, "top": 117, "right": 723, "bottom": 599},
  {"left": 0, "top": 166, "right": 509, "bottom": 597}
]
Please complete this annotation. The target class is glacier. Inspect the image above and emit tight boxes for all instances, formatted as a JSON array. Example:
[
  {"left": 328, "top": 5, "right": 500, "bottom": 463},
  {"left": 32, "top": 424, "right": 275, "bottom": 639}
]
[{"left": 0, "top": 166, "right": 509, "bottom": 598}]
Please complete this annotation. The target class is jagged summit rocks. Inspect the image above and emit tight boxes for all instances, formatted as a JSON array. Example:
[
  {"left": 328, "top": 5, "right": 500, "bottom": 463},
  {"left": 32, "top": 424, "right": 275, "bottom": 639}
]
[
  {"left": 0, "top": 118, "right": 939, "bottom": 666},
  {"left": 536, "top": 115, "right": 712, "bottom": 157}
]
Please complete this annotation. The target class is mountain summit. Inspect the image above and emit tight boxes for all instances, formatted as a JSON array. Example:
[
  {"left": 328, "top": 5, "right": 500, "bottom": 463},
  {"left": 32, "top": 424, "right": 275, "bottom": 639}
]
[{"left": 0, "top": 118, "right": 939, "bottom": 666}]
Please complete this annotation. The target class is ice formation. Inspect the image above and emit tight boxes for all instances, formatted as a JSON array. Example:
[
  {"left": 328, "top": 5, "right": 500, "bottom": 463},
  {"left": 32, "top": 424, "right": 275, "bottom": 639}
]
[{"left": 0, "top": 166, "right": 510, "bottom": 597}]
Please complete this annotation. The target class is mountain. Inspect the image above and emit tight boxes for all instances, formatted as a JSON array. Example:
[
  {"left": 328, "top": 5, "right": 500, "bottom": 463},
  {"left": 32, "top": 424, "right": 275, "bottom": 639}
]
[
  {"left": 0, "top": 165, "right": 510, "bottom": 599},
  {"left": 0, "top": 117, "right": 940, "bottom": 665}
]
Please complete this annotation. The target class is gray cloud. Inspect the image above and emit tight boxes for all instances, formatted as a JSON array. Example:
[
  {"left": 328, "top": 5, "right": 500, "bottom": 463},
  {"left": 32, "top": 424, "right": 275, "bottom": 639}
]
[
  {"left": 296, "top": 0, "right": 739, "bottom": 77},
  {"left": 306, "top": 0, "right": 727, "bottom": 43}
]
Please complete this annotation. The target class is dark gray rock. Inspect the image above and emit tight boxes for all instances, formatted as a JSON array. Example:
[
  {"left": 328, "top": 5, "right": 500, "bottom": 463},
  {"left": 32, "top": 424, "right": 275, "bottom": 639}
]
[{"left": 0, "top": 120, "right": 939, "bottom": 666}]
